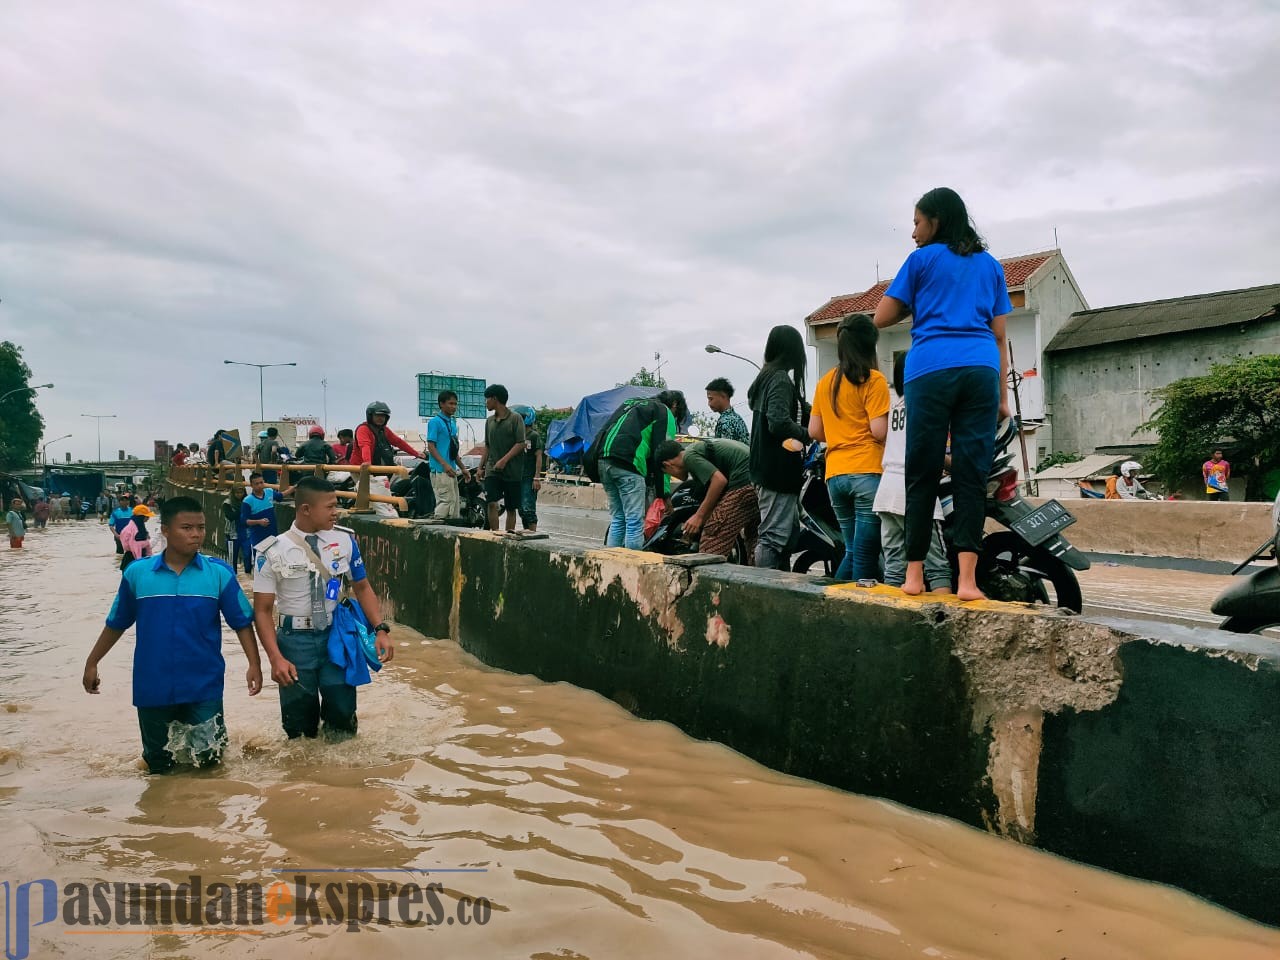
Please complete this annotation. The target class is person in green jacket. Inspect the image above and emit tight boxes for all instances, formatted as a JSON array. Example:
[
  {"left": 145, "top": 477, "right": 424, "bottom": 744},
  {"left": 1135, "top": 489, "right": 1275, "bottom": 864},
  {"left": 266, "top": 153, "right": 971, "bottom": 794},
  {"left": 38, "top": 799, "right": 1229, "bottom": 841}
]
[{"left": 596, "top": 390, "right": 688, "bottom": 549}]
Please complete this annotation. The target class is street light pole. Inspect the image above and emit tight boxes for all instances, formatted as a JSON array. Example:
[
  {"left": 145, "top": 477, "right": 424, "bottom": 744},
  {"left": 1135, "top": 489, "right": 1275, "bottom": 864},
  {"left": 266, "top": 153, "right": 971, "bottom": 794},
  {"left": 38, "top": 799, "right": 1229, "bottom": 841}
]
[
  {"left": 223, "top": 360, "right": 298, "bottom": 421},
  {"left": 321, "top": 378, "right": 328, "bottom": 433},
  {"left": 80, "top": 414, "right": 117, "bottom": 463},
  {"left": 42, "top": 434, "right": 72, "bottom": 465},
  {"left": 1, "top": 382, "right": 54, "bottom": 403},
  {"left": 704, "top": 344, "right": 761, "bottom": 370}
]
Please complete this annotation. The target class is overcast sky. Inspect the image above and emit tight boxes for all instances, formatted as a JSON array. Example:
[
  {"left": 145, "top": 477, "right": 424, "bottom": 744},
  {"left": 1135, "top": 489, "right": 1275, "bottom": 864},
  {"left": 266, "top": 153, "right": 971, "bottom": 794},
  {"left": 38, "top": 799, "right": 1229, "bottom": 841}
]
[{"left": 2, "top": 0, "right": 1277, "bottom": 458}]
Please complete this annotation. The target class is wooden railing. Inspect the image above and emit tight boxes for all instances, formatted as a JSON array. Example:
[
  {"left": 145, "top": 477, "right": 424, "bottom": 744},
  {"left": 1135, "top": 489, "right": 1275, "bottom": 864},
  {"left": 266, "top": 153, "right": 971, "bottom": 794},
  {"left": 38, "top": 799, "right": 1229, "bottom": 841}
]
[{"left": 169, "top": 461, "right": 410, "bottom": 513}]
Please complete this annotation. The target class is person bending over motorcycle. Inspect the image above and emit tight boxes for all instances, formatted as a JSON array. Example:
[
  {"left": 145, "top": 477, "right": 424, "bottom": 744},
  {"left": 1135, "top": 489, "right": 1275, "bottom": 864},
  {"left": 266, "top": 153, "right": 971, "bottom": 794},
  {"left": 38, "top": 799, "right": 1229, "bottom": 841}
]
[
  {"left": 656, "top": 438, "right": 759, "bottom": 562},
  {"left": 593, "top": 390, "right": 689, "bottom": 550}
]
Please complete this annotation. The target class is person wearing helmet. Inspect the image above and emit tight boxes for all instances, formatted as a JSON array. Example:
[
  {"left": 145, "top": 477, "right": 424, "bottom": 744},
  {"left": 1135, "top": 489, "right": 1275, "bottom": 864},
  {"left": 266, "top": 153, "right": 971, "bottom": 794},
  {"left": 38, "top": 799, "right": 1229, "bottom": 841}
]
[
  {"left": 296, "top": 426, "right": 337, "bottom": 466},
  {"left": 349, "top": 401, "right": 420, "bottom": 467},
  {"left": 512, "top": 404, "right": 542, "bottom": 532},
  {"left": 1116, "top": 461, "right": 1149, "bottom": 500}
]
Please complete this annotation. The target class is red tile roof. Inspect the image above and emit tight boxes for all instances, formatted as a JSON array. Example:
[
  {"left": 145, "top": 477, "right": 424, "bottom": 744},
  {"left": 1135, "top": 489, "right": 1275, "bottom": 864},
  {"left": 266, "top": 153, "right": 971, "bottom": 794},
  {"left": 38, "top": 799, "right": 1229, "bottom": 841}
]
[{"left": 806, "top": 250, "right": 1057, "bottom": 325}]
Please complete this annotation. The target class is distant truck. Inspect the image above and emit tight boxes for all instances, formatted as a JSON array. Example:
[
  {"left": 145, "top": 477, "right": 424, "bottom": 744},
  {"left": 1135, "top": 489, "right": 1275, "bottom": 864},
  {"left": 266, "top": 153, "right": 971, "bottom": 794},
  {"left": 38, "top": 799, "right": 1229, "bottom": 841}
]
[{"left": 249, "top": 421, "right": 307, "bottom": 455}]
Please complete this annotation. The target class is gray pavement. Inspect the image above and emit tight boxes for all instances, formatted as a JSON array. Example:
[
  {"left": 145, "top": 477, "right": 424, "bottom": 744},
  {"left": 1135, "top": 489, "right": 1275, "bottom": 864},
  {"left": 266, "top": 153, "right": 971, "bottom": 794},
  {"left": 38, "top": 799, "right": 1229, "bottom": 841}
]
[{"left": 536, "top": 504, "right": 1258, "bottom": 631}]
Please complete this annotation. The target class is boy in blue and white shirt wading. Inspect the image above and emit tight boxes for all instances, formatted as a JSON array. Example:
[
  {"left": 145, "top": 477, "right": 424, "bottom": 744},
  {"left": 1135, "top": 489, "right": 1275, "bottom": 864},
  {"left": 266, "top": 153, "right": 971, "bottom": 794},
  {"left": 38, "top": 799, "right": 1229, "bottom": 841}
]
[{"left": 83, "top": 496, "right": 262, "bottom": 774}]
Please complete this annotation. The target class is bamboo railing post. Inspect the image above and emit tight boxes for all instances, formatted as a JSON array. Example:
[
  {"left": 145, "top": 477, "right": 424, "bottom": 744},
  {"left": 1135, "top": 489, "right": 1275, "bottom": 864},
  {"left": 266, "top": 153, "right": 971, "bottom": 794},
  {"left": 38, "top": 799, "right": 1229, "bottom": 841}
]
[{"left": 354, "top": 464, "right": 372, "bottom": 512}]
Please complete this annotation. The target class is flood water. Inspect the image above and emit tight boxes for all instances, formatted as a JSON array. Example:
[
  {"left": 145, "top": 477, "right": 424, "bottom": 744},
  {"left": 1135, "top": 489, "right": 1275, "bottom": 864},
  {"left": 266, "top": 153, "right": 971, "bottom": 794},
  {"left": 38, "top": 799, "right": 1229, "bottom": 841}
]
[{"left": 2, "top": 521, "right": 1278, "bottom": 959}]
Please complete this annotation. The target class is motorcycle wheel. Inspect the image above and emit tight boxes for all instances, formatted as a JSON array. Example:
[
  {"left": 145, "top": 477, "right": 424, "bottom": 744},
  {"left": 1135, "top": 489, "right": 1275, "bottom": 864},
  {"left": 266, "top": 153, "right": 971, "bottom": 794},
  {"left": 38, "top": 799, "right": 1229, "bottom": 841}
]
[
  {"left": 1218, "top": 616, "right": 1280, "bottom": 636},
  {"left": 792, "top": 550, "right": 835, "bottom": 577},
  {"left": 979, "top": 531, "right": 1083, "bottom": 613}
]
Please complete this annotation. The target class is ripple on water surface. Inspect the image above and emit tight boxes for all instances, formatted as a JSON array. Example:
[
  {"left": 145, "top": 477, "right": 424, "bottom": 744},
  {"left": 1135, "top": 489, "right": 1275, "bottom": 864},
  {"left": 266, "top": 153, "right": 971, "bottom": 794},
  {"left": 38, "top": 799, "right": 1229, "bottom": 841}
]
[{"left": 2, "top": 522, "right": 1278, "bottom": 959}]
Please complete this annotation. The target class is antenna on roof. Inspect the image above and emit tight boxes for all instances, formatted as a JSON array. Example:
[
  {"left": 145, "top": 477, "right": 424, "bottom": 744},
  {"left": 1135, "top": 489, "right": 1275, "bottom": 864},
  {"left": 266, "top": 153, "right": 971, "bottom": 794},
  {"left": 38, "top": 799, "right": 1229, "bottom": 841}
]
[
  {"left": 875, "top": 261, "right": 880, "bottom": 283},
  {"left": 1053, "top": 226, "right": 1059, "bottom": 249}
]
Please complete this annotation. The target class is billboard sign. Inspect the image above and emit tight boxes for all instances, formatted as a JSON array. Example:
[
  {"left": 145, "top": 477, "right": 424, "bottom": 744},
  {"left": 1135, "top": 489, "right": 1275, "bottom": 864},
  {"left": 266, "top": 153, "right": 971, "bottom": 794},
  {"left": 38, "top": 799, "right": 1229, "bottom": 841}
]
[{"left": 417, "top": 373, "right": 487, "bottom": 420}]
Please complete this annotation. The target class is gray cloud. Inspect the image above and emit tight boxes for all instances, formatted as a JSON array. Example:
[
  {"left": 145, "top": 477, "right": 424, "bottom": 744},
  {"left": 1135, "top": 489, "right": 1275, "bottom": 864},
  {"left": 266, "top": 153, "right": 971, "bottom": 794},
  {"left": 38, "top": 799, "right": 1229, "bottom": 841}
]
[{"left": 0, "top": 0, "right": 1276, "bottom": 457}]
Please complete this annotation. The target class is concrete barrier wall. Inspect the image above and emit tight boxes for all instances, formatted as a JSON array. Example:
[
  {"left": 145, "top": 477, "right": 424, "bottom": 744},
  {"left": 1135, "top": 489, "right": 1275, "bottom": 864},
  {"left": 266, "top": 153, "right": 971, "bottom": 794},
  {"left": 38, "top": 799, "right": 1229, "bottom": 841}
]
[
  {"left": 171, "top": 482, "right": 1280, "bottom": 925},
  {"left": 1015, "top": 497, "right": 1274, "bottom": 562}
]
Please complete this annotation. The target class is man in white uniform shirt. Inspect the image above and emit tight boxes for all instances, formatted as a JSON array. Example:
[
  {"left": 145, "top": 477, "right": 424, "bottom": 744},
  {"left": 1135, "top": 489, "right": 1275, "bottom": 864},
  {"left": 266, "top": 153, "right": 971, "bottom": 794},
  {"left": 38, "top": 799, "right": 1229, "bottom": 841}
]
[{"left": 252, "top": 476, "right": 394, "bottom": 740}]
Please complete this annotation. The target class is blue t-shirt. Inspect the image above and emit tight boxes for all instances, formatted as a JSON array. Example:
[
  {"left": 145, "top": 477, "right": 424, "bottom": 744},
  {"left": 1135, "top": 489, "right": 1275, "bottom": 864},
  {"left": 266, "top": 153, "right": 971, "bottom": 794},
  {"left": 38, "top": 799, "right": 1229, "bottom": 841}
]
[
  {"left": 240, "top": 490, "right": 280, "bottom": 542},
  {"left": 885, "top": 244, "right": 1012, "bottom": 383},
  {"left": 426, "top": 414, "right": 458, "bottom": 473},
  {"left": 110, "top": 506, "right": 134, "bottom": 533},
  {"left": 105, "top": 552, "right": 254, "bottom": 708}
]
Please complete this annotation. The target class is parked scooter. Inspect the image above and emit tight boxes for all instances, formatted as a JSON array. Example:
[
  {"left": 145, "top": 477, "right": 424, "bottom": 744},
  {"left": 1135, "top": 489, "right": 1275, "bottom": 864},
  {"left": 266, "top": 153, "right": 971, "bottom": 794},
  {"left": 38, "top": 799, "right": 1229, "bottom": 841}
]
[
  {"left": 641, "top": 481, "right": 750, "bottom": 562},
  {"left": 792, "top": 419, "right": 1091, "bottom": 611},
  {"left": 938, "top": 418, "right": 1090, "bottom": 611},
  {"left": 1211, "top": 502, "right": 1280, "bottom": 634},
  {"left": 790, "top": 445, "right": 844, "bottom": 576}
]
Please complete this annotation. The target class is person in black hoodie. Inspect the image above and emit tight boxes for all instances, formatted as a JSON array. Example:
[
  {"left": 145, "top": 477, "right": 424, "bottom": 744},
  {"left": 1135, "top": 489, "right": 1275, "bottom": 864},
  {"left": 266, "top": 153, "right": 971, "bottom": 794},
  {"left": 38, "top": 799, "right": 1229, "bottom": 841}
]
[{"left": 747, "top": 326, "right": 810, "bottom": 570}]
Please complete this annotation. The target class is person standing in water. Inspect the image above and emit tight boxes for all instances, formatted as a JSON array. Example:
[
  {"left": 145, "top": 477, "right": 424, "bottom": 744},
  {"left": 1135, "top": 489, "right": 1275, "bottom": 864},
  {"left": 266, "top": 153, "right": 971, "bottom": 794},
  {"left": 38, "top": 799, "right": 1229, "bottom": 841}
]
[
  {"left": 252, "top": 476, "right": 393, "bottom": 740},
  {"left": 82, "top": 495, "right": 262, "bottom": 774},
  {"left": 874, "top": 187, "right": 1011, "bottom": 600}
]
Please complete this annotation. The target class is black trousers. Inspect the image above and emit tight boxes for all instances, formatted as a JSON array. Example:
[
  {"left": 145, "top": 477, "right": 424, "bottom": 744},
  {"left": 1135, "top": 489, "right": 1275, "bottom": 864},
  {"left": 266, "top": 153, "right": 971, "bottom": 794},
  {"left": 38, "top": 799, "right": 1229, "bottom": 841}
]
[{"left": 903, "top": 366, "right": 999, "bottom": 559}]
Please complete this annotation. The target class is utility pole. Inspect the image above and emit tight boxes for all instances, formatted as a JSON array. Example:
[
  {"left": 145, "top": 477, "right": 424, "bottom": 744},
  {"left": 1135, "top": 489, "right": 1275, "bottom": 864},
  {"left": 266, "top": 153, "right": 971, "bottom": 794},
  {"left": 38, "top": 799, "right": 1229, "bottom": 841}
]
[
  {"left": 1007, "top": 341, "right": 1035, "bottom": 496},
  {"left": 80, "top": 413, "right": 117, "bottom": 463},
  {"left": 223, "top": 360, "right": 297, "bottom": 421},
  {"left": 321, "top": 378, "right": 328, "bottom": 433}
]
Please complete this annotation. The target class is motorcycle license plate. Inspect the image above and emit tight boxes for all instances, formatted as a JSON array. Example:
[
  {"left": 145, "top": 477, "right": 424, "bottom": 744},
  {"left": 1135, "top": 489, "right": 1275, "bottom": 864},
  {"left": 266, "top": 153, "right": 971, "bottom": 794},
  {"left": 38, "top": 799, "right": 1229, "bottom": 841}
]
[{"left": 1009, "top": 500, "right": 1076, "bottom": 547}]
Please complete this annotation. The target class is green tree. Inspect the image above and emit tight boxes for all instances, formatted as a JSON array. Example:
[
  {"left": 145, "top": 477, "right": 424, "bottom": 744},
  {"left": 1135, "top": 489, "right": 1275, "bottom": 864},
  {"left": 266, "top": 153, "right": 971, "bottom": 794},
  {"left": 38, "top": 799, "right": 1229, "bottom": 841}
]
[
  {"left": 0, "top": 341, "right": 45, "bottom": 471},
  {"left": 1138, "top": 355, "right": 1280, "bottom": 500},
  {"left": 620, "top": 366, "right": 667, "bottom": 388},
  {"left": 691, "top": 412, "right": 718, "bottom": 437},
  {"left": 533, "top": 405, "right": 571, "bottom": 442}
]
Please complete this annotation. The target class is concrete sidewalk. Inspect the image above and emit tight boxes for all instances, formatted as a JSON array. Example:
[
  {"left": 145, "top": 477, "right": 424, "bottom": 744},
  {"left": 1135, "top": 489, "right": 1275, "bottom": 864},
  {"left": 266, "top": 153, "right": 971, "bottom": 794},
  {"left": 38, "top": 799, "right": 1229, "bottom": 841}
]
[
  {"left": 537, "top": 503, "right": 1248, "bottom": 628},
  {"left": 1078, "top": 562, "right": 1233, "bottom": 627}
]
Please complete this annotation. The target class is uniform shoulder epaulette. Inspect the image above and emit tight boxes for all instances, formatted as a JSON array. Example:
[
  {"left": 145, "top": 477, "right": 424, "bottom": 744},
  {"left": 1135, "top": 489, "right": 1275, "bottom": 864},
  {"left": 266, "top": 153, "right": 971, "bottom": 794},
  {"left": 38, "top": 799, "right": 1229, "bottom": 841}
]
[
  {"left": 333, "top": 524, "right": 356, "bottom": 535},
  {"left": 255, "top": 535, "right": 279, "bottom": 552}
]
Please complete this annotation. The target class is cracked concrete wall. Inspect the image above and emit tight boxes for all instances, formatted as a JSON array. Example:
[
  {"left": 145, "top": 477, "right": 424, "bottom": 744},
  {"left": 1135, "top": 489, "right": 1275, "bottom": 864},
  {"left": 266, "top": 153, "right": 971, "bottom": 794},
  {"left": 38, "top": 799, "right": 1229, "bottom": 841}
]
[{"left": 169, "top": 481, "right": 1280, "bottom": 925}]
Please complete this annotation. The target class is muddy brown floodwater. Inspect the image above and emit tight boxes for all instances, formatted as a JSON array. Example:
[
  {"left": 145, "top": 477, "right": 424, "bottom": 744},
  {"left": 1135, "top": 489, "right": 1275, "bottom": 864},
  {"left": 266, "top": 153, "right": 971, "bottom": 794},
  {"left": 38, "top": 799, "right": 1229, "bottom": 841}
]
[{"left": 2, "top": 522, "right": 1278, "bottom": 959}]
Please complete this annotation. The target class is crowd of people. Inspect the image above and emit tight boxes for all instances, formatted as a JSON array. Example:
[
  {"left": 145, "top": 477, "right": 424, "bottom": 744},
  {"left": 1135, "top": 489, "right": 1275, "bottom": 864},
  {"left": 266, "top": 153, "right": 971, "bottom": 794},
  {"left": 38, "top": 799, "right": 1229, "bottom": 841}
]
[{"left": 586, "top": 188, "right": 1012, "bottom": 599}]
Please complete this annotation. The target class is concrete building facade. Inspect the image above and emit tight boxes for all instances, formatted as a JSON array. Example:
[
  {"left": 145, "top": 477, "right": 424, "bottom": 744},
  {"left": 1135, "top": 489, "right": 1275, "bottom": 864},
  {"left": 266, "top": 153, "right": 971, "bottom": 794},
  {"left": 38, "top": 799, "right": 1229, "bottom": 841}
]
[
  {"left": 804, "top": 249, "right": 1087, "bottom": 460},
  {"left": 1044, "top": 284, "right": 1280, "bottom": 456}
]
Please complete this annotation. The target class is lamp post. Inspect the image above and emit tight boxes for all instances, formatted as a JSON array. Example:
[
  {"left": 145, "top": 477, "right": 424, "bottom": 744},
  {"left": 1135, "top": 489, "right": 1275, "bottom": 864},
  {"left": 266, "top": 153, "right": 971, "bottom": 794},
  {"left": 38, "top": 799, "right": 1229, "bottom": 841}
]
[
  {"left": 223, "top": 360, "right": 297, "bottom": 421},
  {"left": 80, "top": 414, "right": 117, "bottom": 463},
  {"left": 704, "top": 344, "right": 760, "bottom": 370},
  {"left": 1, "top": 382, "right": 54, "bottom": 403},
  {"left": 42, "top": 433, "right": 72, "bottom": 465}
]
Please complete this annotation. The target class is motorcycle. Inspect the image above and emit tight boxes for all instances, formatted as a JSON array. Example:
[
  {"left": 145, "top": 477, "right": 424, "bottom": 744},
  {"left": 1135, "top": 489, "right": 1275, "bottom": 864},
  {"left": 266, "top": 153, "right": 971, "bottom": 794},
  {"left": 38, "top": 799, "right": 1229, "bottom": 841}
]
[
  {"left": 641, "top": 481, "right": 750, "bottom": 562},
  {"left": 1211, "top": 507, "right": 1280, "bottom": 634},
  {"left": 938, "top": 418, "right": 1090, "bottom": 611},
  {"left": 790, "top": 445, "right": 844, "bottom": 576},
  {"left": 792, "top": 419, "right": 1091, "bottom": 612}
]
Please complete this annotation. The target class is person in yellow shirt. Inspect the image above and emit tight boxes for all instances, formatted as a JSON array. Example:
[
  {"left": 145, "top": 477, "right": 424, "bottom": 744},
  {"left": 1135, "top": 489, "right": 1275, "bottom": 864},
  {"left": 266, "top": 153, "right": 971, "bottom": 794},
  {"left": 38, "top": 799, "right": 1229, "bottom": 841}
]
[{"left": 808, "top": 314, "right": 890, "bottom": 581}]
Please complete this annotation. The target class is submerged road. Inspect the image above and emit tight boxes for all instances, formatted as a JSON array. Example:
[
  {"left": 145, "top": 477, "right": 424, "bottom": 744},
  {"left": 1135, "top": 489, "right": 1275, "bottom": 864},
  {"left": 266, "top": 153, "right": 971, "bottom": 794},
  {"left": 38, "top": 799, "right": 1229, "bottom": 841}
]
[{"left": 4, "top": 522, "right": 1279, "bottom": 958}]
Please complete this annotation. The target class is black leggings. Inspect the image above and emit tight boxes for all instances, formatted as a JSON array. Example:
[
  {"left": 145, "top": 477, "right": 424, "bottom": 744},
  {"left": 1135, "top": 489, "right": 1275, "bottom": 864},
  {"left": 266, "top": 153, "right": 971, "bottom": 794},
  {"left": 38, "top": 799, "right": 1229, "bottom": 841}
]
[{"left": 903, "top": 366, "right": 999, "bottom": 559}]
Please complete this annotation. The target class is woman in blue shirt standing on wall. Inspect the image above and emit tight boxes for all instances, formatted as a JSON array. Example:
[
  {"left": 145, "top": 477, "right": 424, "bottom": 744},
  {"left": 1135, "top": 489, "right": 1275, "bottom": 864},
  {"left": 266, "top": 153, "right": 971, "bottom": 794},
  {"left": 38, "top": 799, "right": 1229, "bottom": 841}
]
[{"left": 874, "top": 188, "right": 1011, "bottom": 600}]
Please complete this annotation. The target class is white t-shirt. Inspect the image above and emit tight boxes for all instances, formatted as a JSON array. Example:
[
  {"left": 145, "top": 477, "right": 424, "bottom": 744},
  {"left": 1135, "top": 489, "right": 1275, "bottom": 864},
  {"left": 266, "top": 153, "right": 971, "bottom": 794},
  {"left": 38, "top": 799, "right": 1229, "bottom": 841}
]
[{"left": 872, "top": 390, "right": 943, "bottom": 519}]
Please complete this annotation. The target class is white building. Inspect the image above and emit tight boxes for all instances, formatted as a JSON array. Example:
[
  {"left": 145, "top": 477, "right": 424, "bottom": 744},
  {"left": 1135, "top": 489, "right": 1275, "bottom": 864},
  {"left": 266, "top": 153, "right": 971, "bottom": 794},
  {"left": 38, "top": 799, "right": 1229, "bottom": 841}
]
[{"left": 803, "top": 249, "right": 1087, "bottom": 460}]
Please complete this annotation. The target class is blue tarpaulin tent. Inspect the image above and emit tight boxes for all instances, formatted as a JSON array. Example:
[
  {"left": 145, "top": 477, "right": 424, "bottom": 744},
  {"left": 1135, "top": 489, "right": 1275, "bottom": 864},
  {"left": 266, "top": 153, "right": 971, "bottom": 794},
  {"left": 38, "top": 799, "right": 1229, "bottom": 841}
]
[{"left": 546, "top": 385, "right": 665, "bottom": 463}]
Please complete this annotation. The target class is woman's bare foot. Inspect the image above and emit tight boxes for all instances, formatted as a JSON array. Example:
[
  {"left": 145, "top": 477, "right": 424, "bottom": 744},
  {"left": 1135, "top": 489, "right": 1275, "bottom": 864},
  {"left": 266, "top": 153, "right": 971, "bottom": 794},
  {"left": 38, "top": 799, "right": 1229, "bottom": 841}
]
[
  {"left": 902, "top": 562, "right": 925, "bottom": 595},
  {"left": 955, "top": 553, "right": 985, "bottom": 601}
]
